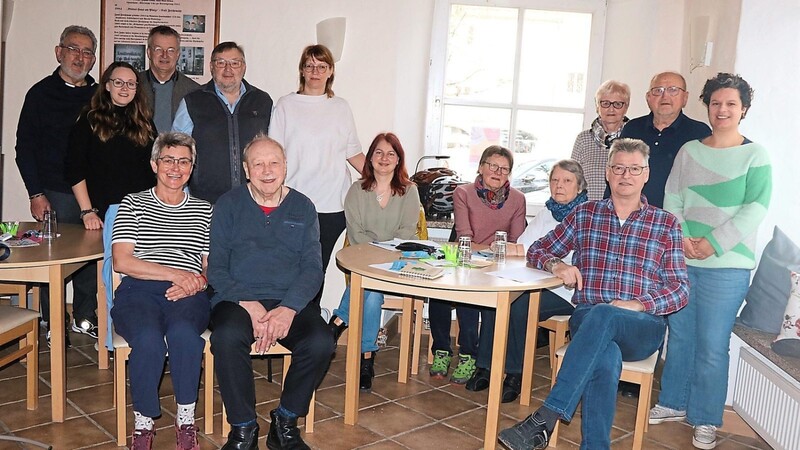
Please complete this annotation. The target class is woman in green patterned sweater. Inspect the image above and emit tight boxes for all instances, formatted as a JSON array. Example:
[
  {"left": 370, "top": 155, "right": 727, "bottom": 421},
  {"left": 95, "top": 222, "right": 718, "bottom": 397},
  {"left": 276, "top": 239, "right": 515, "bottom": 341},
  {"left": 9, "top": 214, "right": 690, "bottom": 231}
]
[{"left": 651, "top": 73, "right": 772, "bottom": 450}]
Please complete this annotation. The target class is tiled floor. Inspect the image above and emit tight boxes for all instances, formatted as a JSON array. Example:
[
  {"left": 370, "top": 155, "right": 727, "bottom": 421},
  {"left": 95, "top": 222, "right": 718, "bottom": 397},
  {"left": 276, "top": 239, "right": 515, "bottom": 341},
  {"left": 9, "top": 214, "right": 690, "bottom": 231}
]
[{"left": 0, "top": 316, "right": 772, "bottom": 449}]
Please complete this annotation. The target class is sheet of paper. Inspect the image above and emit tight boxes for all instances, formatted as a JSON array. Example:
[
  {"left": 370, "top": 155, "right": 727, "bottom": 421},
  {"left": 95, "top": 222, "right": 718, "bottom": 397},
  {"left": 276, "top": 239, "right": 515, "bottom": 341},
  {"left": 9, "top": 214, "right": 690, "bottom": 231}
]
[{"left": 487, "top": 266, "right": 556, "bottom": 283}]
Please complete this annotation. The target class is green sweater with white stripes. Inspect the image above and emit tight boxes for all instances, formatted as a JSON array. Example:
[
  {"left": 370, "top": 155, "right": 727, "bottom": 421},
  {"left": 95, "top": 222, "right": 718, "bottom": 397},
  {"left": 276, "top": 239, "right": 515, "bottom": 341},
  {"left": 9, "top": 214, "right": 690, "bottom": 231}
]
[{"left": 664, "top": 139, "right": 771, "bottom": 269}]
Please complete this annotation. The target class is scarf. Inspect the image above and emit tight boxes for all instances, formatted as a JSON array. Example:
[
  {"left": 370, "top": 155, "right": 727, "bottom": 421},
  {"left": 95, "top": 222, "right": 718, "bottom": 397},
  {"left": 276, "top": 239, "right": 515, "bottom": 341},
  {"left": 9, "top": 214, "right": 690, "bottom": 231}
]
[
  {"left": 546, "top": 190, "right": 589, "bottom": 222},
  {"left": 475, "top": 175, "right": 510, "bottom": 210},
  {"left": 590, "top": 116, "right": 629, "bottom": 149}
]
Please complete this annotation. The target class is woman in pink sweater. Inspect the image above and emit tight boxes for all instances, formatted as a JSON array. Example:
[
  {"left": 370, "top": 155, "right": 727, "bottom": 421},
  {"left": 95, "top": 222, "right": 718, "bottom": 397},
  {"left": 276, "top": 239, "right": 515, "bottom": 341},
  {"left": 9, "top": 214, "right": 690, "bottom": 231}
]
[{"left": 428, "top": 146, "right": 527, "bottom": 399}]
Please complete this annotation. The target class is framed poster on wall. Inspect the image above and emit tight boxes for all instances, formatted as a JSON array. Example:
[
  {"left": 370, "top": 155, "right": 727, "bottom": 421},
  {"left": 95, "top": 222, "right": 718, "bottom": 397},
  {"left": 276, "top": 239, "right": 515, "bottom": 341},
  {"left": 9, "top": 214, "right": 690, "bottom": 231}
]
[{"left": 100, "top": 0, "right": 220, "bottom": 83}]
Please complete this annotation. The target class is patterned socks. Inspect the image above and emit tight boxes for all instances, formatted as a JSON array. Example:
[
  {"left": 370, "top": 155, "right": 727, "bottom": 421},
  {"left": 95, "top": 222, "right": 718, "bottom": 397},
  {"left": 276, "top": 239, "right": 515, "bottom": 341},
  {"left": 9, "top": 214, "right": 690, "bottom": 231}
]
[
  {"left": 177, "top": 402, "right": 196, "bottom": 426},
  {"left": 134, "top": 411, "right": 154, "bottom": 431}
]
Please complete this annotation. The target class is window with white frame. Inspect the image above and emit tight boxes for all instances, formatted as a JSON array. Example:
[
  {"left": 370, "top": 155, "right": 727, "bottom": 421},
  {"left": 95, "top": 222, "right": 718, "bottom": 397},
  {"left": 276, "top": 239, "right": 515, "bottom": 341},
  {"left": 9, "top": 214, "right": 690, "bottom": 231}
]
[{"left": 424, "top": 0, "right": 606, "bottom": 214}]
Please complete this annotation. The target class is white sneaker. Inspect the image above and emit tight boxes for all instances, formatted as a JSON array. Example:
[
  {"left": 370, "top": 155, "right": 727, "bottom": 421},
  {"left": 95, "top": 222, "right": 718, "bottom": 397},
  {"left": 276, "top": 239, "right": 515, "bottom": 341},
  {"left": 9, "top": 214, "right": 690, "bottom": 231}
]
[
  {"left": 648, "top": 404, "right": 686, "bottom": 424},
  {"left": 693, "top": 425, "right": 717, "bottom": 449}
]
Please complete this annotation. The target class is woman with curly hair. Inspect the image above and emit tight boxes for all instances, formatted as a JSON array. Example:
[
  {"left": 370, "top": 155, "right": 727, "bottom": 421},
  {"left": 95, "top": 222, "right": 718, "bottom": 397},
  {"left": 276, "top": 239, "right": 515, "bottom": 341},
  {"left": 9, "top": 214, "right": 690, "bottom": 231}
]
[{"left": 66, "top": 60, "right": 157, "bottom": 349}]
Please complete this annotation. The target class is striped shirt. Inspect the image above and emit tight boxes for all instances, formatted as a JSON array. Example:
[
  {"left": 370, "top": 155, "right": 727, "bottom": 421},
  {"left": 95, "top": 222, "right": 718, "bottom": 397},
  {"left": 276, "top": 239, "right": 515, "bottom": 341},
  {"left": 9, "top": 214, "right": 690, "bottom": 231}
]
[
  {"left": 112, "top": 188, "right": 213, "bottom": 273},
  {"left": 571, "top": 129, "right": 608, "bottom": 201},
  {"left": 527, "top": 197, "right": 688, "bottom": 316}
]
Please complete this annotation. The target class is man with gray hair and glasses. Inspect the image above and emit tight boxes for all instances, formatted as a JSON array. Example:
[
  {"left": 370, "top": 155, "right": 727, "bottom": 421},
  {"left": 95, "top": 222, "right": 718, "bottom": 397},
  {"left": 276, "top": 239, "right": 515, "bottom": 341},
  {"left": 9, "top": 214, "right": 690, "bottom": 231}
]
[
  {"left": 173, "top": 41, "right": 272, "bottom": 204},
  {"left": 617, "top": 71, "right": 711, "bottom": 209},
  {"left": 15, "top": 25, "right": 100, "bottom": 345},
  {"left": 499, "top": 138, "right": 688, "bottom": 450},
  {"left": 138, "top": 26, "right": 199, "bottom": 133}
]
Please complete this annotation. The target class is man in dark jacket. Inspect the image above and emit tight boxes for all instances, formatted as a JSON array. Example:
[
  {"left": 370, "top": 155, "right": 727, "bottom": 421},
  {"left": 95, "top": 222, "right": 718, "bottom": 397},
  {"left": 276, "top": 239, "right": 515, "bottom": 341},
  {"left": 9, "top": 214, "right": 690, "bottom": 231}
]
[
  {"left": 138, "top": 26, "right": 199, "bottom": 133},
  {"left": 14, "top": 25, "right": 100, "bottom": 344},
  {"left": 172, "top": 41, "right": 272, "bottom": 203}
]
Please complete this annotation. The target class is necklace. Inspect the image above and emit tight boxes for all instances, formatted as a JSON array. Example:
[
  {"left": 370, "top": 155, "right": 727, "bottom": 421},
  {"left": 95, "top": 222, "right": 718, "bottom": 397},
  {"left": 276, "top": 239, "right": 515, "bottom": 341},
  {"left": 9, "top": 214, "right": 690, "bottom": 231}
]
[{"left": 376, "top": 189, "right": 390, "bottom": 203}]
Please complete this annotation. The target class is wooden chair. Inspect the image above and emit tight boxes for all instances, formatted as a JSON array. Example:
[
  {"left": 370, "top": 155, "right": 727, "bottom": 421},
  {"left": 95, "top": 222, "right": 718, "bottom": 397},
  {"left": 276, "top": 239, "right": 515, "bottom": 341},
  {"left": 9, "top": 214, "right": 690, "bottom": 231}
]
[
  {"left": 538, "top": 315, "right": 570, "bottom": 368},
  {"left": 0, "top": 305, "right": 39, "bottom": 410},
  {"left": 220, "top": 344, "right": 315, "bottom": 436},
  {"left": 548, "top": 344, "right": 659, "bottom": 450},
  {"left": 110, "top": 273, "right": 215, "bottom": 446},
  {"left": 341, "top": 207, "right": 428, "bottom": 376}
]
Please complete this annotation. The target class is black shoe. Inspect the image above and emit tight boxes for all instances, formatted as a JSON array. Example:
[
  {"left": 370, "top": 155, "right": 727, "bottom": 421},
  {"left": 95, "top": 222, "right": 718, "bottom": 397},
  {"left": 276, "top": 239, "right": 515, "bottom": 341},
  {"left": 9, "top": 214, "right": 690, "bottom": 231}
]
[
  {"left": 619, "top": 381, "right": 640, "bottom": 398},
  {"left": 71, "top": 316, "right": 99, "bottom": 339},
  {"left": 46, "top": 329, "right": 72, "bottom": 349},
  {"left": 221, "top": 422, "right": 259, "bottom": 450},
  {"left": 498, "top": 411, "right": 552, "bottom": 450},
  {"left": 267, "top": 409, "right": 310, "bottom": 450},
  {"left": 328, "top": 315, "right": 348, "bottom": 345},
  {"left": 465, "top": 367, "right": 490, "bottom": 392},
  {"left": 502, "top": 373, "right": 522, "bottom": 403},
  {"left": 360, "top": 353, "right": 375, "bottom": 391}
]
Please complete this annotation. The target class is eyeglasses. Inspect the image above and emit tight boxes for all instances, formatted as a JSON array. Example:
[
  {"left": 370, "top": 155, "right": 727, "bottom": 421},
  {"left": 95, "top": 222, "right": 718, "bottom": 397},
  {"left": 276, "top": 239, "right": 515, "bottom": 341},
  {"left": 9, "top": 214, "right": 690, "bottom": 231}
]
[
  {"left": 648, "top": 86, "right": 686, "bottom": 97},
  {"left": 302, "top": 63, "right": 330, "bottom": 74},
  {"left": 158, "top": 156, "right": 193, "bottom": 169},
  {"left": 212, "top": 58, "right": 244, "bottom": 69},
  {"left": 59, "top": 45, "right": 95, "bottom": 59},
  {"left": 608, "top": 165, "right": 648, "bottom": 176},
  {"left": 483, "top": 162, "right": 511, "bottom": 175},
  {"left": 151, "top": 46, "right": 178, "bottom": 56},
  {"left": 599, "top": 100, "right": 627, "bottom": 109},
  {"left": 109, "top": 79, "right": 138, "bottom": 90}
]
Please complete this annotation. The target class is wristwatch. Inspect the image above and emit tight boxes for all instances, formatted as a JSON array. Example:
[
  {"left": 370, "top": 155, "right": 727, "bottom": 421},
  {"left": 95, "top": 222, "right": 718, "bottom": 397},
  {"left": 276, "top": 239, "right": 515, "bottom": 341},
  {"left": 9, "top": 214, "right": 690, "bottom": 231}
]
[{"left": 544, "top": 257, "right": 563, "bottom": 273}]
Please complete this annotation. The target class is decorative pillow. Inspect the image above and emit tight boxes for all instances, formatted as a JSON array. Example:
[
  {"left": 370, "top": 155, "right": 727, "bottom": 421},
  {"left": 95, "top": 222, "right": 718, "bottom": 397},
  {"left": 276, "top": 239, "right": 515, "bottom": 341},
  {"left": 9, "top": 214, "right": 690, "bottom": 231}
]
[
  {"left": 737, "top": 227, "right": 800, "bottom": 334},
  {"left": 772, "top": 268, "right": 800, "bottom": 358}
]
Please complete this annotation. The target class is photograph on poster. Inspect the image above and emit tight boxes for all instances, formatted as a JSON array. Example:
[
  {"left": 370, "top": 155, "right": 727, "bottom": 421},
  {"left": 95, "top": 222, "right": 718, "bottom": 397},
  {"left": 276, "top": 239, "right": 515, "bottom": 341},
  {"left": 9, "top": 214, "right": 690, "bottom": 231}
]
[
  {"left": 102, "top": 0, "right": 218, "bottom": 83},
  {"left": 113, "top": 44, "right": 145, "bottom": 72}
]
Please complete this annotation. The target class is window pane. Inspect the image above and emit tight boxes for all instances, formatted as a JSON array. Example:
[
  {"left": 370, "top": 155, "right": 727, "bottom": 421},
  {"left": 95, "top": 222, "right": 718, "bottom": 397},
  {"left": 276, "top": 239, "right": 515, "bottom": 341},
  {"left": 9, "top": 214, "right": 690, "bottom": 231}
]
[
  {"left": 440, "top": 105, "right": 511, "bottom": 179},
  {"left": 518, "top": 10, "right": 592, "bottom": 108},
  {"left": 444, "top": 5, "right": 518, "bottom": 103},
  {"left": 514, "top": 110, "right": 584, "bottom": 165}
]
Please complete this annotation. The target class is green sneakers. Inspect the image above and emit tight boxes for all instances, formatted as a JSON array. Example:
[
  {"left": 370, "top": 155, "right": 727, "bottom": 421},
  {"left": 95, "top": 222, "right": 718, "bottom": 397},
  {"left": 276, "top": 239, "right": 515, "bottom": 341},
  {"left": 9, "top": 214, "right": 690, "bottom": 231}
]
[
  {"left": 429, "top": 350, "right": 452, "bottom": 378},
  {"left": 450, "top": 354, "right": 477, "bottom": 384}
]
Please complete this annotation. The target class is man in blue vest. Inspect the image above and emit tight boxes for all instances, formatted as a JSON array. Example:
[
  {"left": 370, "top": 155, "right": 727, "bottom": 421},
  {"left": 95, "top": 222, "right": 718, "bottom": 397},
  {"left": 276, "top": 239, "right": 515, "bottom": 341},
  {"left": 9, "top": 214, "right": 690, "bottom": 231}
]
[{"left": 173, "top": 41, "right": 272, "bottom": 203}]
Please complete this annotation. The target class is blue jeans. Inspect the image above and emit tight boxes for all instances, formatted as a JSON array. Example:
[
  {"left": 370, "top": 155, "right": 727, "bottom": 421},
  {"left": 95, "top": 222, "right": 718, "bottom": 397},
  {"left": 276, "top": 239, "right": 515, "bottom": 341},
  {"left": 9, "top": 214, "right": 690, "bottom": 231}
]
[
  {"left": 544, "top": 304, "right": 666, "bottom": 449},
  {"left": 102, "top": 205, "right": 119, "bottom": 350},
  {"left": 333, "top": 285, "right": 384, "bottom": 353},
  {"left": 111, "top": 278, "right": 210, "bottom": 417},
  {"left": 657, "top": 266, "right": 750, "bottom": 427}
]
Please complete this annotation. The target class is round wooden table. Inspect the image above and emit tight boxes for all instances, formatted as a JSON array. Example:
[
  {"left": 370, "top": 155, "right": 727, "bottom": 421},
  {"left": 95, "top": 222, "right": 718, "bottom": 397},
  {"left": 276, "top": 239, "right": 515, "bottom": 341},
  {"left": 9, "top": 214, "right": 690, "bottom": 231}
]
[
  {"left": 336, "top": 243, "right": 562, "bottom": 450},
  {"left": 0, "top": 222, "right": 103, "bottom": 422}
]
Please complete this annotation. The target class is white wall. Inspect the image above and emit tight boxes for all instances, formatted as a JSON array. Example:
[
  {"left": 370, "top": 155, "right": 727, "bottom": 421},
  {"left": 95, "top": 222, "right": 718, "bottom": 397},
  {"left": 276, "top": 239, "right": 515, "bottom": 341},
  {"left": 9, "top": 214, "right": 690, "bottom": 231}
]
[{"left": 2, "top": 1, "right": 795, "bottom": 313}]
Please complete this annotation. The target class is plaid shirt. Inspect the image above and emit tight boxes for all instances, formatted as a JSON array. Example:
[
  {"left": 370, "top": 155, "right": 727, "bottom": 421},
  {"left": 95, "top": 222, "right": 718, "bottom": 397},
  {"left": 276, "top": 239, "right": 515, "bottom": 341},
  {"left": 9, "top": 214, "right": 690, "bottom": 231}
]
[{"left": 527, "top": 197, "right": 688, "bottom": 315}]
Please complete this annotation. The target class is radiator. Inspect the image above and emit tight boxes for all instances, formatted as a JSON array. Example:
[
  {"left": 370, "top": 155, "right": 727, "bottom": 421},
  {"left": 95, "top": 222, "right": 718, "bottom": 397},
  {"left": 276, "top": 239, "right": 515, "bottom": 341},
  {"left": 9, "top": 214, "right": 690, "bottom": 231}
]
[{"left": 733, "top": 346, "right": 800, "bottom": 450}]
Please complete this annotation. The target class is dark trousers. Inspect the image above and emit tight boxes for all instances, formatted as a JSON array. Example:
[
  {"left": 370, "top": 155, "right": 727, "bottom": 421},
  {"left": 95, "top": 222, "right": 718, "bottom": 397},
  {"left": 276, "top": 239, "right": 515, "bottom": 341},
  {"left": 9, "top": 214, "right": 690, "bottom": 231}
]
[
  {"left": 110, "top": 278, "right": 211, "bottom": 417},
  {"left": 210, "top": 300, "right": 334, "bottom": 423},
  {"left": 312, "top": 211, "right": 346, "bottom": 305},
  {"left": 40, "top": 189, "right": 98, "bottom": 323},
  {"left": 428, "top": 300, "right": 479, "bottom": 357},
  {"left": 476, "top": 290, "right": 574, "bottom": 374}
]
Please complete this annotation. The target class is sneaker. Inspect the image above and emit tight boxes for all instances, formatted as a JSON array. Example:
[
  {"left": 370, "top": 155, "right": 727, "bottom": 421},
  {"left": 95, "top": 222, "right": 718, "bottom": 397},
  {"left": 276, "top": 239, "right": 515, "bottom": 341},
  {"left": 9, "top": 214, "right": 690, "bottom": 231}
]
[
  {"left": 71, "top": 316, "right": 99, "bottom": 339},
  {"left": 429, "top": 350, "right": 452, "bottom": 378},
  {"left": 649, "top": 404, "right": 686, "bottom": 424},
  {"left": 450, "top": 354, "right": 477, "bottom": 384},
  {"left": 498, "top": 411, "right": 551, "bottom": 450},
  {"left": 46, "top": 329, "right": 72, "bottom": 349},
  {"left": 131, "top": 428, "right": 155, "bottom": 450},
  {"left": 693, "top": 425, "right": 717, "bottom": 449},
  {"left": 175, "top": 423, "right": 200, "bottom": 450}
]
